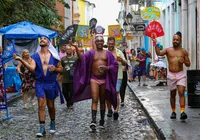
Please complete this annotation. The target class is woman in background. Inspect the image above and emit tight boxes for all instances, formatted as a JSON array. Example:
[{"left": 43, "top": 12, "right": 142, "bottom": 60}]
[
  {"left": 128, "top": 49, "right": 138, "bottom": 82},
  {"left": 16, "top": 49, "right": 35, "bottom": 109}
]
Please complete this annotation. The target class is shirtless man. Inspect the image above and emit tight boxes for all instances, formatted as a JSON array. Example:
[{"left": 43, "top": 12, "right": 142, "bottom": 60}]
[
  {"left": 72, "top": 34, "right": 118, "bottom": 130},
  {"left": 13, "top": 36, "right": 63, "bottom": 137},
  {"left": 153, "top": 32, "right": 190, "bottom": 120}
]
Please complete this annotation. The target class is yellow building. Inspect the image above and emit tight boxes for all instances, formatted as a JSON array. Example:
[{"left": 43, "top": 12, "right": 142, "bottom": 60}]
[{"left": 78, "top": 0, "right": 87, "bottom": 25}]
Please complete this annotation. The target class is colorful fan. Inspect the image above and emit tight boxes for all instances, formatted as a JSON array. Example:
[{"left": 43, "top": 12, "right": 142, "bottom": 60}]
[{"left": 144, "top": 21, "right": 164, "bottom": 39}]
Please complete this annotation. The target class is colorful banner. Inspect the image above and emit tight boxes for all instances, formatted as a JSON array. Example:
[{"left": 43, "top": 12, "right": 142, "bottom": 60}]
[
  {"left": 108, "top": 25, "right": 122, "bottom": 41},
  {"left": 141, "top": 6, "right": 160, "bottom": 21},
  {"left": 84, "top": 38, "right": 93, "bottom": 48},
  {"left": 76, "top": 25, "right": 90, "bottom": 41}
]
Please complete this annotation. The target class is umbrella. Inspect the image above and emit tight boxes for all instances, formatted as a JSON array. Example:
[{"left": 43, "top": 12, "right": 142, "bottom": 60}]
[{"left": 0, "top": 21, "right": 58, "bottom": 39}]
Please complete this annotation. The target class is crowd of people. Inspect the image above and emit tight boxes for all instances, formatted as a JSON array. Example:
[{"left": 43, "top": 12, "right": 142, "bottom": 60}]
[
  {"left": 0, "top": 28, "right": 188, "bottom": 137},
  {"left": 128, "top": 47, "right": 152, "bottom": 86}
]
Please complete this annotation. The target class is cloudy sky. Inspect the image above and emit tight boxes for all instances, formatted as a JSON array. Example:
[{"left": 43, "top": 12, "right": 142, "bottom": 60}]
[{"left": 89, "top": 0, "right": 121, "bottom": 35}]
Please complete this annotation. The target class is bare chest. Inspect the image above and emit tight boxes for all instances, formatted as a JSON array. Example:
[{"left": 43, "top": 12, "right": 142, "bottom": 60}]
[
  {"left": 39, "top": 53, "right": 51, "bottom": 65},
  {"left": 93, "top": 52, "right": 107, "bottom": 62},
  {"left": 168, "top": 50, "right": 184, "bottom": 58}
]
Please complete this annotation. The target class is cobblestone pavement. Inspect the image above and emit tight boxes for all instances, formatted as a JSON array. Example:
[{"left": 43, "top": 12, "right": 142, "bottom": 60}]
[{"left": 0, "top": 89, "right": 157, "bottom": 140}]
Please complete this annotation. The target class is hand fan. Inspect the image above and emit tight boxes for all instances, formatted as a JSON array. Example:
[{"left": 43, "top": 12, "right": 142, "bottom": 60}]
[{"left": 145, "top": 21, "right": 164, "bottom": 39}]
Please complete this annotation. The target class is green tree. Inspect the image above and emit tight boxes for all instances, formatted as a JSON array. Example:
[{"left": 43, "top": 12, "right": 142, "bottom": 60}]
[{"left": 0, "top": 0, "right": 70, "bottom": 31}]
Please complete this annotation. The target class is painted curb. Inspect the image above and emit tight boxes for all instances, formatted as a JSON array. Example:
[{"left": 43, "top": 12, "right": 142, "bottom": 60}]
[{"left": 128, "top": 83, "right": 166, "bottom": 140}]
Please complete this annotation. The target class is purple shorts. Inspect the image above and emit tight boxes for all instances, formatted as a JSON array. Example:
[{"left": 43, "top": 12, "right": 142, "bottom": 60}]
[{"left": 136, "top": 66, "right": 146, "bottom": 76}]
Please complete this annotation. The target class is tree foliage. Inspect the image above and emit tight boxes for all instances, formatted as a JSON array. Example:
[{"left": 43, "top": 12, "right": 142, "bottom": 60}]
[{"left": 0, "top": 0, "right": 70, "bottom": 31}]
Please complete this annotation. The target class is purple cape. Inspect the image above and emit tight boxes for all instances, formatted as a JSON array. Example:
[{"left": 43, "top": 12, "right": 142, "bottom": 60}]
[{"left": 72, "top": 50, "right": 118, "bottom": 109}]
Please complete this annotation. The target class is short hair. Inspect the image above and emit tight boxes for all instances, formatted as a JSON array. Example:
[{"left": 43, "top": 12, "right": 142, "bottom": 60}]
[
  {"left": 130, "top": 49, "right": 135, "bottom": 53},
  {"left": 175, "top": 31, "right": 182, "bottom": 38},
  {"left": 107, "top": 37, "right": 115, "bottom": 42}
]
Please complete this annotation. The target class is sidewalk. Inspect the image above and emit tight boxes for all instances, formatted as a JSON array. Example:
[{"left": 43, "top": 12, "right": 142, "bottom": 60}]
[{"left": 128, "top": 81, "right": 200, "bottom": 140}]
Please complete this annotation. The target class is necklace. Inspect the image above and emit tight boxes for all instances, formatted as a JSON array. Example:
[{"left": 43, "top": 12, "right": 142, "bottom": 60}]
[{"left": 42, "top": 53, "right": 48, "bottom": 65}]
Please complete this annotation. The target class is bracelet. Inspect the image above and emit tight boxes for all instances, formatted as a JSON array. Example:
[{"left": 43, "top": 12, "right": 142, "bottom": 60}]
[{"left": 153, "top": 42, "right": 160, "bottom": 47}]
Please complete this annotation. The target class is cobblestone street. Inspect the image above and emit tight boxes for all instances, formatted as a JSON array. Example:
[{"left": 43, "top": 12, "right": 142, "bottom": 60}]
[{"left": 0, "top": 89, "right": 157, "bottom": 140}]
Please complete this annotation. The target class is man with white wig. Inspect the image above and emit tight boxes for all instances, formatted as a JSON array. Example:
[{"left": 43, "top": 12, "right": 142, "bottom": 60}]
[
  {"left": 72, "top": 33, "right": 118, "bottom": 131},
  {"left": 13, "top": 35, "right": 63, "bottom": 137}
]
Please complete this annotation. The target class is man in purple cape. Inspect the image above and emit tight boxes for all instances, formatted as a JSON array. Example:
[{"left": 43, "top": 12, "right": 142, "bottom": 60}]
[{"left": 72, "top": 34, "right": 118, "bottom": 130}]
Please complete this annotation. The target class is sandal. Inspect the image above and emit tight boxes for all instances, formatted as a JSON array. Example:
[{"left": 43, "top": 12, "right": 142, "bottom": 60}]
[
  {"left": 24, "top": 103, "right": 28, "bottom": 109},
  {"left": 30, "top": 100, "right": 36, "bottom": 106}
]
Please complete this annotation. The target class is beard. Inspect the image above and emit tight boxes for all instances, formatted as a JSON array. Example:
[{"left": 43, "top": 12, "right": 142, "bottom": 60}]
[
  {"left": 173, "top": 42, "right": 180, "bottom": 48},
  {"left": 40, "top": 44, "right": 48, "bottom": 48},
  {"left": 67, "top": 52, "right": 72, "bottom": 56},
  {"left": 108, "top": 47, "right": 114, "bottom": 51}
]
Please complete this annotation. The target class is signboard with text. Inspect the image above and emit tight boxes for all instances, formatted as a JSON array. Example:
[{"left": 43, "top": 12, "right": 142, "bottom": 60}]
[{"left": 131, "top": 23, "right": 145, "bottom": 31}]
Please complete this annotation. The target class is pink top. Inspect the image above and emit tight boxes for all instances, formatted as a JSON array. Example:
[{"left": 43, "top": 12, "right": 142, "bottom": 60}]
[{"left": 59, "top": 52, "right": 66, "bottom": 59}]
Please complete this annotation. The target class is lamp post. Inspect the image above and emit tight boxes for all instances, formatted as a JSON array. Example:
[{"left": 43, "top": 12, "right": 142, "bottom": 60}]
[
  {"left": 126, "top": 13, "right": 133, "bottom": 24},
  {"left": 123, "top": 11, "right": 144, "bottom": 50}
]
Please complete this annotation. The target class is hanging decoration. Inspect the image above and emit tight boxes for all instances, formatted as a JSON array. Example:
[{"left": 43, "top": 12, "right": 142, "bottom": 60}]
[
  {"left": 108, "top": 25, "right": 122, "bottom": 41},
  {"left": 76, "top": 25, "right": 90, "bottom": 41},
  {"left": 141, "top": 6, "right": 161, "bottom": 21}
]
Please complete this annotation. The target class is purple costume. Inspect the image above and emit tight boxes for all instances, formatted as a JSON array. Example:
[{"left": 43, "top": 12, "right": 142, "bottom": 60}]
[
  {"left": 32, "top": 52, "right": 64, "bottom": 103},
  {"left": 72, "top": 50, "right": 118, "bottom": 109}
]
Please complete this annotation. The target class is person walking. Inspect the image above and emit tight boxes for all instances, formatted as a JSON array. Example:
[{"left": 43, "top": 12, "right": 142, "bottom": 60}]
[
  {"left": 153, "top": 32, "right": 190, "bottom": 120},
  {"left": 16, "top": 49, "right": 35, "bottom": 109},
  {"left": 106, "top": 37, "right": 127, "bottom": 120},
  {"left": 128, "top": 49, "right": 138, "bottom": 82},
  {"left": 13, "top": 35, "right": 64, "bottom": 137},
  {"left": 136, "top": 48, "right": 152, "bottom": 86},
  {"left": 61, "top": 44, "right": 77, "bottom": 109},
  {"left": 72, "top": 34, "right": 118, "bottom": 130},
  {"left": 58, "top": 44, "right": 66, "bottom": 88},
  {"left": 120, "top": 49, "right": 128, "bottom": 106}
]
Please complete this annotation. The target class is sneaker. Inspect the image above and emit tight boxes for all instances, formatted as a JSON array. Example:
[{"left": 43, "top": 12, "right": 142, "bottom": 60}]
[
  {"left": 69, "top": 105, "right": 73, "bottom": 109},
  {"left": 36, "top": 126, "right": 46, "bottom": 137},
  {"left": 49, "top": 122, "right": 56, "bottom": 134},
  {"left": 99, "top": 120, "right": 105, "bottom": 129},
  {"left": 113, "top": 112, "right": 119, "bottom": 120},
  {"left": 107, "top": 110, "right": 113, "bottom": 117},
  {"left": 180, "top": 112, "right": 188, "bottom": 120},
  {"left": 138, "top": 83, "right": 140, "bottom": 86},
  {"left": 143, "top": 84, "right": 148, "bottom": 86},
  {"left": 170, "top": 112, "right": 176, "bottom": 119},
  {"left": 90, "top": 121, "right": 96, "bottom": 131},
  {"left": 121, "top": 102, "right": 124, "bottom": 107}
]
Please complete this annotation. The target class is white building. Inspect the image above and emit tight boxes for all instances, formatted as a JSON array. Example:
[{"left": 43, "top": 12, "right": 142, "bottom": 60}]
[{"left": 155, "top": 0, "right": 198, "bottom": 69}]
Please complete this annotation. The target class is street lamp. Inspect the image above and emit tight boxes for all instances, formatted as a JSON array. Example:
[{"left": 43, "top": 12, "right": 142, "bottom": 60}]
[{"left": 126, "top": 13, "right": 133, "bottom": 24}]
